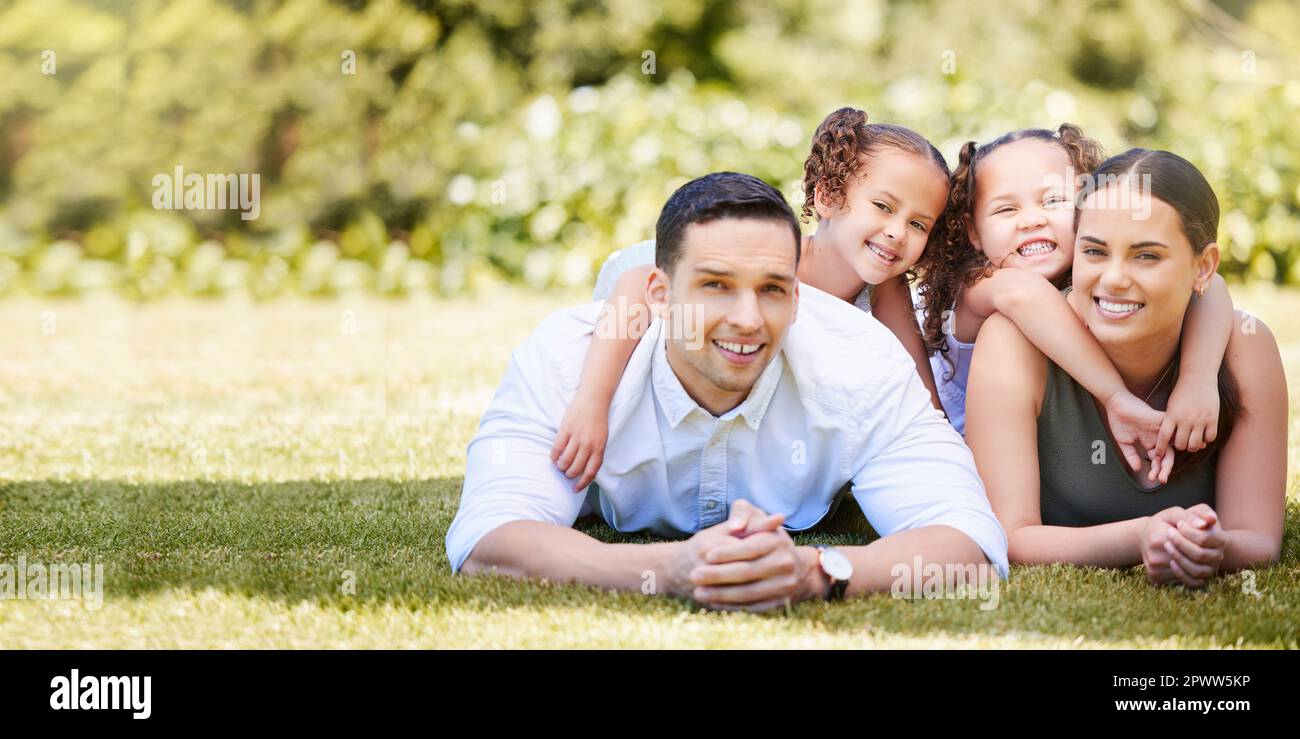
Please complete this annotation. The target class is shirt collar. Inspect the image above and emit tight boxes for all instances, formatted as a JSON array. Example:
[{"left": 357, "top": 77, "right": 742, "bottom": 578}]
[{"left": 650, "top": 324, "right": 785, "bottom": 431}]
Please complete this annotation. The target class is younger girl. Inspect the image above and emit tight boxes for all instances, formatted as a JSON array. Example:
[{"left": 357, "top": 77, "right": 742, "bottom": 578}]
[{"left": 916, "top": 125, "right": 1233, "bottom": 479}]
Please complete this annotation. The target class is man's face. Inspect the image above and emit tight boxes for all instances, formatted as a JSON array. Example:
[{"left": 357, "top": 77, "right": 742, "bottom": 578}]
[{"left": 647, "top": 217, "right": 799, "bottom": 416}]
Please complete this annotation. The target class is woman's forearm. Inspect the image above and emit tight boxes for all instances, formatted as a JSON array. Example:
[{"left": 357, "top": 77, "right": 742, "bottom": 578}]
[
  {"left": 1221, "top": 528, "right": 1282, "bottom": 572},
  {"left": 1006, "top": 517, "right": 1148, "bottom": 568}
]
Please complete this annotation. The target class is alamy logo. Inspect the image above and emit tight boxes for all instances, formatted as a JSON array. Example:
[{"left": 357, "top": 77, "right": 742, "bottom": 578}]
[
  {"left": 0, "top": 555, "right": 104, "bottom": 610},
  {"left": 889, "top": 555, "right": 1001, "bottom": 610},
  {"left": 50, "top": 669, "right": 151, "bottom": 719},
  {"left": 152, "top": 165, "right": 261, "bottom": 220}
]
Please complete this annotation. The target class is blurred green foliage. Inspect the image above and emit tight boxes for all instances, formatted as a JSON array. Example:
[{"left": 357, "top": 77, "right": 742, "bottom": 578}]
[{"left": 0, "top": 0, "right": 1297, "bottom": 298}]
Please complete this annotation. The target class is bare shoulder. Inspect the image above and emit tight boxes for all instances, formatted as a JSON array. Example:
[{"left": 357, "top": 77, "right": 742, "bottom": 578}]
[
  {"left": 1225, "top": 310, "right": 1285, "bottom": 404},
  {"left": 1227, "top": 310, "right": 1279, "bottom": 353},
  {"left": 969, "top": 312, "right": 1050, "bottom": 413},
  {"left": 974, "top": 311, "right": 1047, "bottom": 365}
]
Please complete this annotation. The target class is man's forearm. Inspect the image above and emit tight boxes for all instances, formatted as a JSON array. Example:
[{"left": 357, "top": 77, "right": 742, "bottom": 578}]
[
  {"left": 462, "top": 520, "right": 685, "bottom": 595},
  {"left": 820, "top": 525, "right": 993, "bottom": 599}
]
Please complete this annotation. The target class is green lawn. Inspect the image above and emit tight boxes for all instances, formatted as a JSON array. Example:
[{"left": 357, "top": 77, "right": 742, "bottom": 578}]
[{"left": 1, "top": 287, "right": 1297, "bottom": 648}]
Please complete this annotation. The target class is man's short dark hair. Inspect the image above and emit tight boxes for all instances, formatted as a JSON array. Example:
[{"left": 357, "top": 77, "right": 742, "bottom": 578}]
[{"left": 654, "top": 172, "right": 801, "bottom": 275}]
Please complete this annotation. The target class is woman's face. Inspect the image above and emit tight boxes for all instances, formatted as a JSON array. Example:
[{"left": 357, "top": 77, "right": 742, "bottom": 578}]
[
  {"left": 1072, "top": 184, "right": 1217, "bottom": 347},
  {"left": 818, "top": 149, "right": 949, "bottom": 285},
  {"left": 967, "top": 139, "right": 1077, "bottom": 281}
]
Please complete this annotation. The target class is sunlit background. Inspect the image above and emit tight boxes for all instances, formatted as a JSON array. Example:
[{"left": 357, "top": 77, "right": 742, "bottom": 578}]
[
  {"left": 0, "top": 0, "right": 1297, "bottom": 648},
  {"left": 0, "top": 0, "right": 1298, "bottom": 297}
]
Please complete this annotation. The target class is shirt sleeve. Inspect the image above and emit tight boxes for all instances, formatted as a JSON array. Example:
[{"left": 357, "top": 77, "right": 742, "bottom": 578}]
[
  {"left": 592, "top": 239, "right": 656, "bottom": 302},
  {"left": 444, "top": 316, "right": 591, "bottom": 573},
  {"left": 848, "top": 353, "right": 1011, "bottom": 577}
]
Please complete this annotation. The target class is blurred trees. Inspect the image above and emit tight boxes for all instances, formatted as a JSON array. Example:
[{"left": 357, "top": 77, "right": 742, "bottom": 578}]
[{"left": 0, "top": 0, "right": 1297, "bottom": 298}]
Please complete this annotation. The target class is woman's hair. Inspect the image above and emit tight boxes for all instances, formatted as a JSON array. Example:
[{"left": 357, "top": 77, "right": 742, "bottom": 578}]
[
  {"left": 917, "top": 124, "right": 1104, "bottom": 364},
  {"left": 1086, "top": 148, "right": 1243, "bottom": 477}
]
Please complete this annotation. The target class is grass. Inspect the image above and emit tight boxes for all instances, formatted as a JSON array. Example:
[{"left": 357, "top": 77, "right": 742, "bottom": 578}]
[{"left": 1, "top": 286, "right": 1298, "bottom": 649}]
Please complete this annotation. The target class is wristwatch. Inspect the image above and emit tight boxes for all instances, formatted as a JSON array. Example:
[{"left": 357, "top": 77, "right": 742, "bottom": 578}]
[{"left": 815, "top": 545, "right": 852, "bottom": 601}]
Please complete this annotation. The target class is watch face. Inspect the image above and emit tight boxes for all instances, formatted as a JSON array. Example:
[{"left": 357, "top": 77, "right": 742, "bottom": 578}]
[{"left": 820, "top": 547, "right": 853, "bottom": 581}]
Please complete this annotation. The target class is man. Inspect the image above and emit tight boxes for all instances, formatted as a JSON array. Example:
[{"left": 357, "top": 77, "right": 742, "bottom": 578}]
[{"left": 446, "top": 172, "right": 1007, "bottom": 611}]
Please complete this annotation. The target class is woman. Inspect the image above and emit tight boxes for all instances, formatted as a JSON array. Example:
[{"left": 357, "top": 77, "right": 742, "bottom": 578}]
[{"left": 965, "top": 148, "right": 1286, "bottom": 587}]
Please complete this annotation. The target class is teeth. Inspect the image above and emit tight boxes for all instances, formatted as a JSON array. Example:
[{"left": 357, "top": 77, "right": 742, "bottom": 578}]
[
  {"left": 1097, "top": 299, "right": 1142, "bottom": 314},
  {"left": 1018, "top": 240, "right": 1056, "bottom": 256},
  {"left": 716, "top": 341, "right": 760, "bottom": 355},
  {"left": 866, "top": 243, "right": 898, "bottom": 262}
]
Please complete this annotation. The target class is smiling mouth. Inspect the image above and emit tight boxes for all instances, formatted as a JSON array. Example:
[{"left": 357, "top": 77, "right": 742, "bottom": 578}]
[
  {"left": 712, "top": 339, "right": 765, "bottom": 364},
  {"left": 1093, "top": 296, "right": 1145, "bottom": 318},
  {"left": 714, "top": 340, "right": 762, "bottom": 355},
  {"left": 1017, "top": 239, "right": 1057, "bottom": 257},
  {"left": 865, "top": 241, "right": 899, "bottom": 264}
]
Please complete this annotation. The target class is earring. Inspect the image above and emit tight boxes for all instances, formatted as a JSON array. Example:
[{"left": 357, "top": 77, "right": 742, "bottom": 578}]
[{"left": 1195, "top": 284, "right": 1206, "bottom": 297}]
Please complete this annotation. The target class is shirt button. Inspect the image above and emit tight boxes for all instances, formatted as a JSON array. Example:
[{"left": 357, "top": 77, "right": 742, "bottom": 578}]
[{"left": 704, "top": 501, "right": 717, "bottom": 509}]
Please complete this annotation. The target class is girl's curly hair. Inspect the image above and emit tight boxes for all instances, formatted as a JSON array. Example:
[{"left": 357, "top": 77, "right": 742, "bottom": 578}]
[
  {"left": 916, "top": 124, "right": 1104, "bottom": 367},
  {"left": 801, "top": 107, "right": 951, "bottom": 282}
]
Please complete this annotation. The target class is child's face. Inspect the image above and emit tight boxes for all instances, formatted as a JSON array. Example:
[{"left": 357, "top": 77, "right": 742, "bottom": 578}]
[
  {"left": 818, "top": 149, "right": 948, "bottom": 285},
  {"left": 967, "top": 139, "right": 1077, "bottom": 281}
]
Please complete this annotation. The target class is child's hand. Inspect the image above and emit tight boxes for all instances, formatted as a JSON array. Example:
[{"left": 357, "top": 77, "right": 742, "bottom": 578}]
[
  {"left": 551, "top": 392, "right": 610, "bottom": 492},
  {"left": 1103, "top": 389, "right": 1167, "bottom": 475},
  {"left": 1144, "top": 443, "right": 1175, "bottom": 486},
  {"left": 1158, "top": 373, "right": 1220, "bottom": 455}
]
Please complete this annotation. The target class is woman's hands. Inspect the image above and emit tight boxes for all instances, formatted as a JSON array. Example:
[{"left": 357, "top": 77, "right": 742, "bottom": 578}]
[{"left": 1139, "top": 504, "right": 1226, "bottom": 588}]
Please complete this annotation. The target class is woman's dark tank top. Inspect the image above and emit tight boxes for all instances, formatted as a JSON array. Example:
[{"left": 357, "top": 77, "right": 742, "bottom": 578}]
[{"left": 1037, "top": 360, "right": 1215, "bottom": 526}]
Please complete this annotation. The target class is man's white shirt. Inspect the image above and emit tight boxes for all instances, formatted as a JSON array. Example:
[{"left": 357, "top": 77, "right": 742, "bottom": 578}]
[{"left": 445, "top": 281, "right": 1009, "bottom": 576}]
